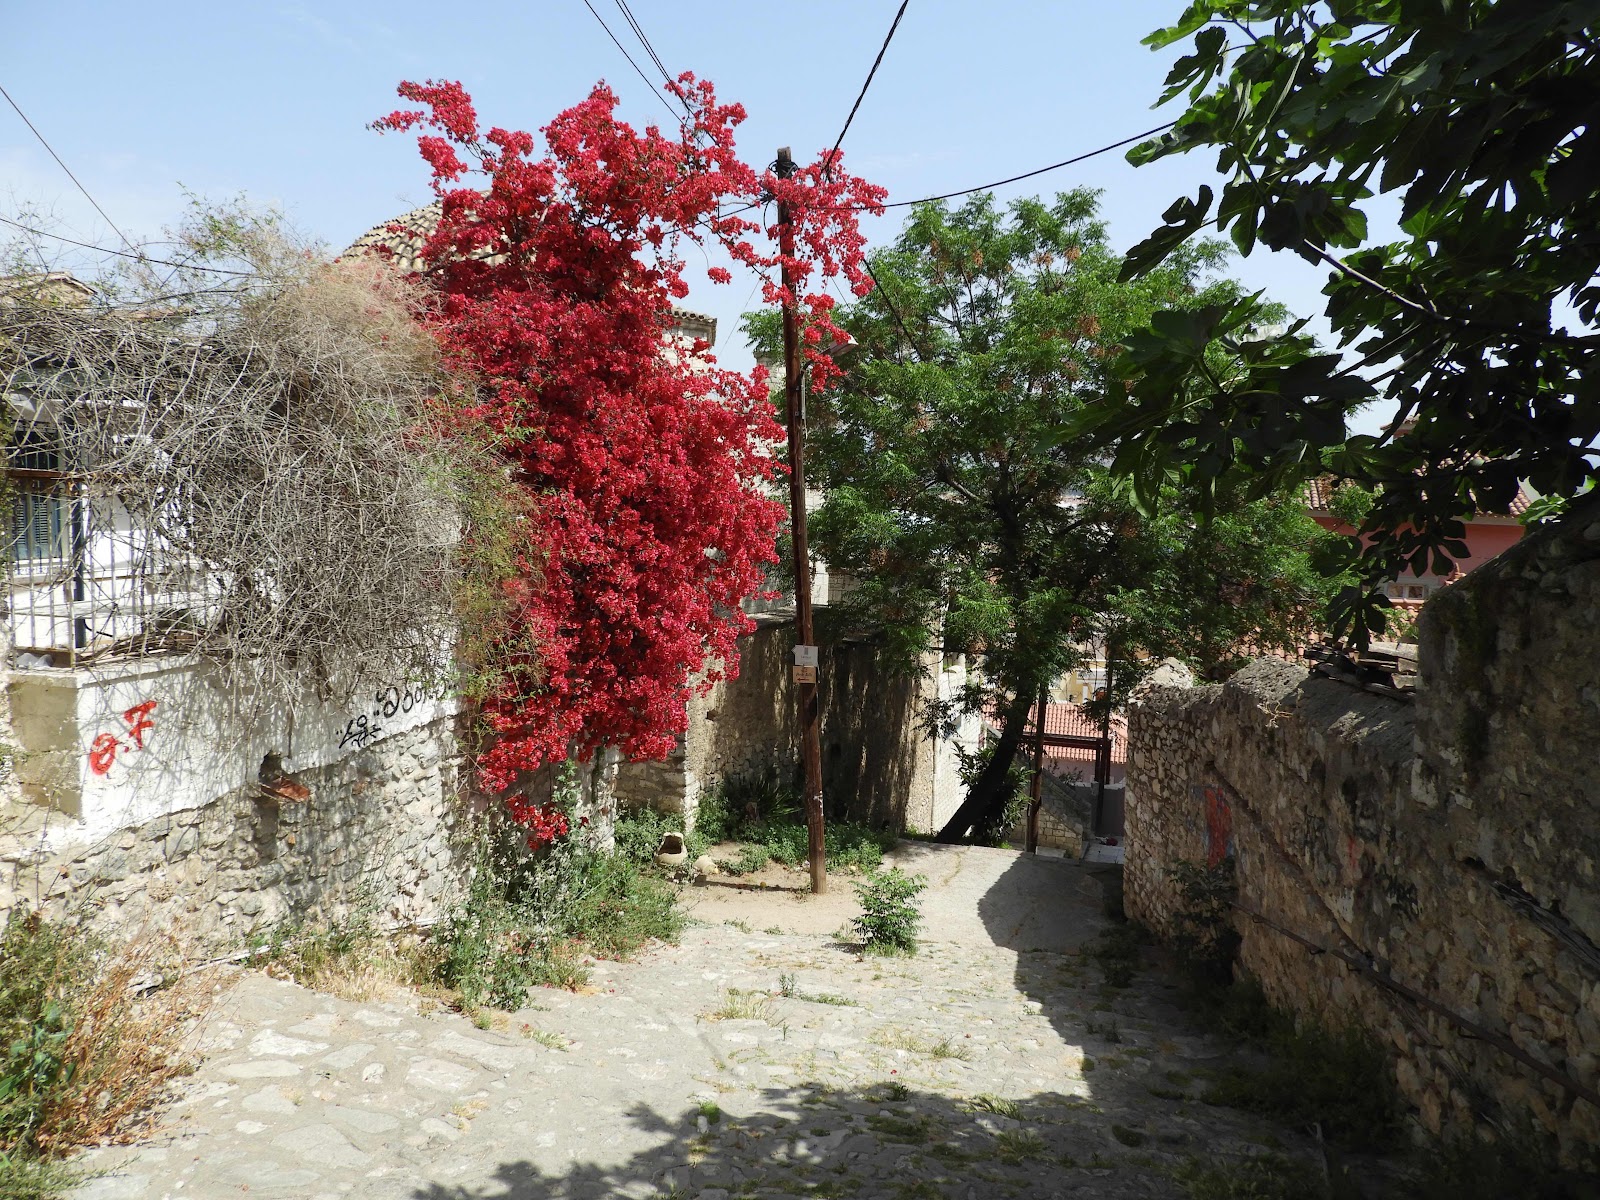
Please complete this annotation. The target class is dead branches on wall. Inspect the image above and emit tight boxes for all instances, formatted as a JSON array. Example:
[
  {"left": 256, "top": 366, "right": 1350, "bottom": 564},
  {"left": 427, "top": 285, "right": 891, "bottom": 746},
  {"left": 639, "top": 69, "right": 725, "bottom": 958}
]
[{"left": 2, "top": 207, "right": 526, "bottom": 708}]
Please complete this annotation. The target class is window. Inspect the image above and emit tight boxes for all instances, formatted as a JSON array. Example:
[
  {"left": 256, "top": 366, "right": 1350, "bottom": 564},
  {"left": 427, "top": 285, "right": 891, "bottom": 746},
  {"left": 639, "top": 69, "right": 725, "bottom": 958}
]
[{"left": 7, "top": 429, "right": 67, "bottom": 566}]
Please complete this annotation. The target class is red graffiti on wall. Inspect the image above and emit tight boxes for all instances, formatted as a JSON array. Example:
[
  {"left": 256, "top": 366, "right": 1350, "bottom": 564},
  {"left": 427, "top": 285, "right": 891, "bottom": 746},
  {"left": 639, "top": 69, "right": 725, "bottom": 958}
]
[
  {"left": 87, "top": 700, "right": 159, "bottom": 776},
  {"left": 1203, "top": 786, "right": 1233, "bottom": 868}
]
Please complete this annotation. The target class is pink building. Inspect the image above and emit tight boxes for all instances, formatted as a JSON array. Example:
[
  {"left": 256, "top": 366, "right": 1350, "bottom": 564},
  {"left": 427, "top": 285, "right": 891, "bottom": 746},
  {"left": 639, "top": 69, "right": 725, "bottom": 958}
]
[{"left": 1305, "top": 477, "right": 1532, "bottom": 608}]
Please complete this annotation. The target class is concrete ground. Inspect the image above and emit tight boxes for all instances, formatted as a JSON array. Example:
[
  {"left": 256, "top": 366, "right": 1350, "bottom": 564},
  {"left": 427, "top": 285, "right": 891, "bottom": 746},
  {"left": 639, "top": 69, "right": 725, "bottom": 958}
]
[{"left": 70, "top": 844, "right": 1321, "bottom": 1199}]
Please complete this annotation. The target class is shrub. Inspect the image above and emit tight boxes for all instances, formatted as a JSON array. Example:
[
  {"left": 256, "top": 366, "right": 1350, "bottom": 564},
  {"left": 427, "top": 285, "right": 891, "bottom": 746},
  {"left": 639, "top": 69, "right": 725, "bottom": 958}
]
[
  {"left": 253, "top": 895, "right": 425, "bottom": 1000},
  {"left": 852, "top": 867, "right": 928, "bottom": 955},
  {"left": 432, "top": 818, "right": 682, "bottom": 1011},
  {"left": 1170, "top": 859, "right": 1240, "bottom": 991},
  {"left": 0, "top": 910, "right": 209, "bottom": 1196}
]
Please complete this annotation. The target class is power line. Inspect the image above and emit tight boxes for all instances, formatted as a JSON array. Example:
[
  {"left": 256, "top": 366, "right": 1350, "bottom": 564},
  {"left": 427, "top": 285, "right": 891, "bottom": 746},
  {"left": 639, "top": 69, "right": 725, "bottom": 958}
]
[
  {"left": 870, "top": 123, "right": 1176, "bottom": 210},
  {"left": 0, "top": 214, "right": 251, "bottom": 276},
  {"left": 824, "top": 1, "right": 911, "bottom": 180},
  {"left": 577, "top": 0, "right": 681, "bottom": 122},
  {"left": 614, "top": 0, "right": 672, "bottom": 85},
  {"left": 0, "top": 81, "right": 135, "bottom": 250}
]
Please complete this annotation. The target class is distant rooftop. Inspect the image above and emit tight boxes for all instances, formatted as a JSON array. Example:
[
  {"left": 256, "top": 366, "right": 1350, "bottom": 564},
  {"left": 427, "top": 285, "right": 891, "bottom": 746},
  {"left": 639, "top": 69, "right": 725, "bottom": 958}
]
[{"left": 1305, "top": 474, "right": 1533, "bottom": 519}]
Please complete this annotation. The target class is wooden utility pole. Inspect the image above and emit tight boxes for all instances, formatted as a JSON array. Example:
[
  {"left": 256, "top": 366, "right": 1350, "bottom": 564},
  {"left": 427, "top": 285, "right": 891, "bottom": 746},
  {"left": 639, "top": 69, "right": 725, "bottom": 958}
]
[
  {"left": 1025, "top": 682, "right": 1048, "bottom": 854},
  {"left": 775, "top": 146, "right": 827, "bottom": 894}
]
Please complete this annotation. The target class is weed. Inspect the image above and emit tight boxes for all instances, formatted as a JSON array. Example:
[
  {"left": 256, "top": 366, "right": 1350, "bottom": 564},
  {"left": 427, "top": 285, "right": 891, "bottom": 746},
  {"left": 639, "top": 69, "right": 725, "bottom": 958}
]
[
  {"left": 852, "top": 868, "right": 928, "bottom": 955},
  {"left": 1171, "top": 1153, "right": 1320, "bottom": 1199},
  {"left": 254, "top": 897, "right": 420, "bottom": 1000},
  {"left": 1086, "top": 1016, "right": 1122, "bottom": 1043},
  {"left": 928, "top": 1037, "right": 972, "bottom": 1061},
  {"left": 884, "top": 1081, "right": 910, "bottom": 1102},
  {"left": 1146, "top": 1084, "right": 1186, "bottom": 1101},
  {"left": 724, "top": 919, "right": 754, "bottom": 934},
  {"left": 996, "top": 1128, "right": 1047, "bottom": 1162},
  {"left": 1111, "top": 1124, "right": 1147, "bottom": 1147},
  {"left": 721, "top": 845, "right": 773, "bottom": 877},
  {"left": 1088, "top": 923, "right": 1143, "bottom": 988},
  {"left": 430, "top": 808, "right": 681, "bottom": 1011},
  {"left": 696, "top": 1100, "right": 722, "bottom": 1125},
  {"left": 471, "top": 1009, "right": 495, "bottom": 1030},
  {"left": 1200, "top": 1017, "right": 1399, "bottom": 1150},
  {"left": 967, "top": 1093, "right": 1021, "bottom": 1119},
  {"left": 702, "top": 990, "right": 773, "bottom": 1023},
  {"left": 776, "top": 974, "right": 858, "bottom": 1007},
  {"left": 896, "top": 1182, "right": 942, "bottom": 1199},
  {"left": 519, "top": 1026, "right": 569, "bottom": 1051},
  {"left": 0, "top": 911, "right": 209, "bottom": 1194},
  {"left": 1406, "top": 1130, "right": 1596, "bottom": 1200},
  {"left": 763, "top": 926, "right": 786, "bottom": 936}
]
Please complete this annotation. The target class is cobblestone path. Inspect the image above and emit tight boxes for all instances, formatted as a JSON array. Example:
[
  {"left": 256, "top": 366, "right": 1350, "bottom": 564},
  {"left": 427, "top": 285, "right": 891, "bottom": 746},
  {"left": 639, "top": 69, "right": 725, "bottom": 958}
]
[{"left": 72, "top": 845, "right": 1311, "bottom": 1199}]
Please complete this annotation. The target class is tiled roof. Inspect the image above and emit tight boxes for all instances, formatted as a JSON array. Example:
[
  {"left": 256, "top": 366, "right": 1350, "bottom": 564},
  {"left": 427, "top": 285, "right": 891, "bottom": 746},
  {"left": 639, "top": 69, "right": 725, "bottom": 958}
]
[
  {"left": 1305, "top": 474, "right": 1533, "bottom": 518},
  {"left": 342, "top": 202, "right": 716, "bottom": 334},
  {"left": 982, "top": 702, "right": 1127, "bottom": 766}
]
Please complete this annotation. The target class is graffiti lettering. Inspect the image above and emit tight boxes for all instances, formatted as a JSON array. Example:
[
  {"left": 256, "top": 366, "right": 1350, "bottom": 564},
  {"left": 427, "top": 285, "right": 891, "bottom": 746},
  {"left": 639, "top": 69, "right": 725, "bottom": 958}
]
[
  {"left": 87, "top": 700, "right": 159, "bottom": 776},
  {"left": 88, "top": 733, "right": 120, "bottom": 775},
  {"left": 339, "top": 714, "right": 382, "bottom": 750},
  {"left": 340, "top": 682, "right": 445, "bottom": 753}
]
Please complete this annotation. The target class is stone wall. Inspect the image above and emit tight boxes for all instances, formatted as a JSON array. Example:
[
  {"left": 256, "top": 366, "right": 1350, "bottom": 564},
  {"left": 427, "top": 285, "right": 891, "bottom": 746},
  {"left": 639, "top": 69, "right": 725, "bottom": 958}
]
[
  {"left": 1126, "top": 504, "right": 1600, "bottom": 1156},
  {"left": 615, "top": 614, "right": 975, "bottom": 834},
  {"left": 1, "top": 716, "right": 466, "bottom": 950}
]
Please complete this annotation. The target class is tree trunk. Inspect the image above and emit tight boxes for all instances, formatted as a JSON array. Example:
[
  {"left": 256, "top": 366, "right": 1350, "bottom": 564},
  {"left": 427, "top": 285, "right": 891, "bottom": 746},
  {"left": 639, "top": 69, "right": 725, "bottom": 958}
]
[
  {"left": 572, "top": 747, "right": 620, "bottom": 853},
  {"left": 935, "top": 692, "right": 1034, "bottom": 843}
]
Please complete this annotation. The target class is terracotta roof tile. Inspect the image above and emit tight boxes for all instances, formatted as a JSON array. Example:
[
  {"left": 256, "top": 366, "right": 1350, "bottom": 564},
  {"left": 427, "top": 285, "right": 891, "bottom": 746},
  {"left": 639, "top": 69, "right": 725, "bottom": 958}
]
[{"left": 1304, "top": 474, "right": 1532, "bottom": 519}]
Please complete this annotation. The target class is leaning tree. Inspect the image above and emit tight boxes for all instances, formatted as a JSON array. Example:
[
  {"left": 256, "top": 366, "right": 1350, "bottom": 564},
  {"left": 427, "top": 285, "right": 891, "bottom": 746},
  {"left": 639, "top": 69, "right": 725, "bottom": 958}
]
[{"left": 793, "top": 191, "right": 1345, "bottom": 842}]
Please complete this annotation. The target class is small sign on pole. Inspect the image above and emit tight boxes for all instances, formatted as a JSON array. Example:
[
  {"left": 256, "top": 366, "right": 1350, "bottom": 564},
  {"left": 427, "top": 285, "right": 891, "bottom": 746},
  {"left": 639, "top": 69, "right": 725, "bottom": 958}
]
[{"left": 792, "top": 644, "right": 818, "bottom": 683}]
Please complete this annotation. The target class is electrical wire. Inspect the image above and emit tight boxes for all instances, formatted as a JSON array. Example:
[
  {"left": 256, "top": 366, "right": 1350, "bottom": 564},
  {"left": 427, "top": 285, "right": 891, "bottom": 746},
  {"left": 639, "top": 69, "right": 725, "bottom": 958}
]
[
  {"left": 823, "top": 1, "right": 911, "bottom": 179},
  {"left": 0, "top": 81, "right": 134, "bottom": 250},
  {"left": 577, "top": 0, "right": 681, "bottom": 121},
  {"left": 869, "top": 123, "right": 1176, "bottom": 210},
  {"left": 613, "top": 0, "right": 672, "bottom": 85}
]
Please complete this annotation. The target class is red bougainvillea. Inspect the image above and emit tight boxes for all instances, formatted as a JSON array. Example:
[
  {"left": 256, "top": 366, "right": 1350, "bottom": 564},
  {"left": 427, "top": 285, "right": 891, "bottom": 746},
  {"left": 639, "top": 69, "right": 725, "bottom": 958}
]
[{"left": 373, "top": 76, "right": 882, "bottom": 793}]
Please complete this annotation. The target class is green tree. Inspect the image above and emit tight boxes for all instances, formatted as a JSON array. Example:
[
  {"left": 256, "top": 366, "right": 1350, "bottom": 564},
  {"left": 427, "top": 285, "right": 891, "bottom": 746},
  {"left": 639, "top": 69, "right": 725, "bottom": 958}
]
[
  {"left": 1088, "top": 0, "right": 1599, "bottom": 642},
  {"left": 788, "top": 191, "right": 1342, "bottom": 841}
]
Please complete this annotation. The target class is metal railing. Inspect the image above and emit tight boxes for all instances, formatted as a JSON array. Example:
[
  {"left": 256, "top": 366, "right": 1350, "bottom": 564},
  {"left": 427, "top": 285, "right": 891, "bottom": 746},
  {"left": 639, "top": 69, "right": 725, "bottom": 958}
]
[{"left": 6, "top": 468, "right": 213, "bottom": 665}]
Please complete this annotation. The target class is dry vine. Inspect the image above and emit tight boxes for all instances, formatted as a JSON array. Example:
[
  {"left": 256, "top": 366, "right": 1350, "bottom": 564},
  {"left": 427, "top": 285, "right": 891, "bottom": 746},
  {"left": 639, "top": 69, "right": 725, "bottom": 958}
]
[{"left": 1, "top": 206, "right": 526, "bottom": 710}]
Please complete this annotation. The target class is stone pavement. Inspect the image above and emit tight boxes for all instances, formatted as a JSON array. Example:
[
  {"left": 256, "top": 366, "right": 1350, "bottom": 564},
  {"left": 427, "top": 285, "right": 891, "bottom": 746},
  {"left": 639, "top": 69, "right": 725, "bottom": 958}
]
[{"left": 71, "top": 844, "right": 1312, "bottom": 1199}]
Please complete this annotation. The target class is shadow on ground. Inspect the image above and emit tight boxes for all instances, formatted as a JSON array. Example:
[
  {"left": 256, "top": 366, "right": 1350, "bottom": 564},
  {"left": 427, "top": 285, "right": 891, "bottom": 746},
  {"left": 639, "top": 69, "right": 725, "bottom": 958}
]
[{"left": 406, "top": 1079, "right": 1277, "bottom": 1200}]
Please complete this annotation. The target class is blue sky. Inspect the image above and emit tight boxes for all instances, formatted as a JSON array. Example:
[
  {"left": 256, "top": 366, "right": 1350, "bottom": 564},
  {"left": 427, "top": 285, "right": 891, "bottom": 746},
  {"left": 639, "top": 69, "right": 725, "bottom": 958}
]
[{"left": 3, "top": 2, "right": 1352, "bottom": 391}]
